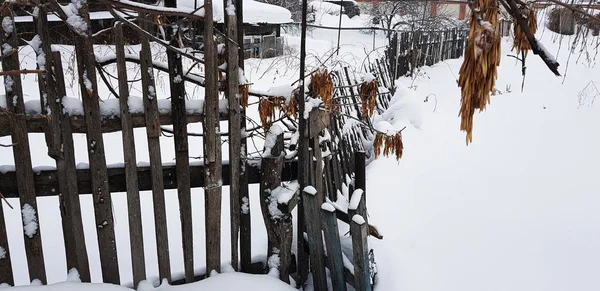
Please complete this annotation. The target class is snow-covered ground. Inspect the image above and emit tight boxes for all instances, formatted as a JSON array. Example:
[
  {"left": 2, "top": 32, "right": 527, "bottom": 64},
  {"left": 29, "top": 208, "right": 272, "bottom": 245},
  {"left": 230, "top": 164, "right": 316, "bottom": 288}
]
[
  {"left": 1, "top": 4, "right": 600, "bottom": 291},
  {"left": 367, "top": 32, "right": 600, "bottom": 291}
]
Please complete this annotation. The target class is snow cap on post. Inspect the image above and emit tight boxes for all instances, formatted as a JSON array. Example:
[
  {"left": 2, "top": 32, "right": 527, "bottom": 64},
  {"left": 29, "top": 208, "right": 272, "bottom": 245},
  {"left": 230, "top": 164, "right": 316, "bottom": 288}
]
[
  {"left": 352, "top": 214, "right": 365, "bottom": 225},
  {"left": 320, "top": 202, "right": 335, "bottom": 213},
  {"left": 303, "top": 186, "right": 317, "bottom": 196},
  {"left": 349, "top": 189, "right": 363, "bottom": 211}
]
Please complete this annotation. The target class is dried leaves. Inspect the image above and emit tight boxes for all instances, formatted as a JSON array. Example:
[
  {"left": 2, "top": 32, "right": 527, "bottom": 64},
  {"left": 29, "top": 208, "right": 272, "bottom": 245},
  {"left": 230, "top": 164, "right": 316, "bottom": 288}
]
[
  {"left": 458, "top": 0, "right": 500, "bottom": 145},
  {"left": 239, "top": 84, "right": 249, "bottom": 108},
  {"left": 373, "top": 133, "right": 403, "bottom": 160},
  {"left": 308, "top": 68, "right": 334, "bottom": 109},
  {"left": 512, "top": 6, "right": 537, "bottom": 57},
  {"left": 359, "top": 80, "right": 378, "bottom": 117},
  {"left": 258, "top": 93, "right": 298, "bottom": 130}
]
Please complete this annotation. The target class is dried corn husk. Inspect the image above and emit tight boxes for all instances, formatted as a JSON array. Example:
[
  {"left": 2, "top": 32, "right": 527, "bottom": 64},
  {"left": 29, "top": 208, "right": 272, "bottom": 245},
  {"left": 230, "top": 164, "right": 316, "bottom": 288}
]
[
  {"left": 512, "top": 6, "right": 537, "bottom": 57},
  {"left": 373, "top": 133, "right": 403, "bottom": 160},
  {"left": 458, "top": 0, "right": 500, "bottom": 145},
  {"left": 239, "top": 84, "right": 249, "bottom": 108},
  {"left": 259, "top": 98, "right": 277, "bottom": 131},
  {"left": 258, "top": 94, "right": 298, "bottom": 130},
  {"left": 359, "top": 80, "right": 378, "bottom": 117},
  {"left": 308, "top": 68, "right": 334, "bottom": 109}
]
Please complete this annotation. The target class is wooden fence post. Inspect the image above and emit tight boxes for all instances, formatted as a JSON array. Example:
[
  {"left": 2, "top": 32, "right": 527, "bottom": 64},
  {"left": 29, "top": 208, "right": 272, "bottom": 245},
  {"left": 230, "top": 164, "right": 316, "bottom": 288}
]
[
  {"left": 72, "top": 2, "right": 120, "bottom": 283},
  {"left": 138, "top": 13, "right": 171, "bottom": 283},
  {"left": 203, "top": 0, "right": 223, "bottom": 274},
  {"left": 350, "top": 214, "right": 371, "bottom": 291},
  {"left": 52, "top": 51, "right": 91, "bottom": 282},
  {"left": 0, "top": 9, "right": 47, "bottom": 284},
  {"left": 302, "top": 187, "right": 327, "bottom": 290},
  {"left": 235, "top": 0, "right": 253, "bottom": 273},
  {"left": 114, "top": 23, "right": 146, "bottom": 287},
  {"left": 224, "top": 0, "right": 242, "bottom": 271},
  {"left": 321, "top": 203, "right": 347, "bottom": 291},
  {"left": 260, "top": 131, "right": 293, "bottom": 283}
]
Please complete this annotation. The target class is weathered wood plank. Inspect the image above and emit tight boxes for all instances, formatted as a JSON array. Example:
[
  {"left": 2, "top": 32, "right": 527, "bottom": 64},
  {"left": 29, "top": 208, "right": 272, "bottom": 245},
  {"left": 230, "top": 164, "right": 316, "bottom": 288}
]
[
  {"left": 350, "top": 215, "right": 371, "bottom": 291},
  {"left": 259, "top": 133, "right": 292, "bottom": 283},
  {"left": 139, "top": 13, "right": 171, "bottom": 283},
  {"left": 52, "top": 51, "right": 91, "bottom": 282},
  {"left": 308, "top": 108, "right": 331, "bottom": 138},
  {"left": 235, "top": 0, "right": 252, "bottom": 273},
  {"left": 203, "top": 0, "right": 223, "bottom": 274},
  {"left": 321, "top": 203, "right": 347, "bottom": 291},
  {"left": 224, "top": 2, "right": 242, "bottom": 271},
  {"left": 115, "top": 23, "right": 146, "bottom": 287},
  {"left": 302, "top": 187, "right": 327, "bottom": 290},
  {"left": 0, "top": 111, "right": 228, "bottom": 137},
  {"left": 0, "top": 161, "right": 299, "bottom": 198},
  {"left": 0, "top": 199, "right": 13, "bottom": 286},
  {"left": 0, "top": 10, "right": 46, "bottom": 284},
  {"left": 167, "top": 39, "right": 194, "bottom": 283},
  {"left": 353, "top": 152, "right": 367, "bottom": 223},
  {"left": 73, "top": 2, "right": 119, "bottom": 283}
]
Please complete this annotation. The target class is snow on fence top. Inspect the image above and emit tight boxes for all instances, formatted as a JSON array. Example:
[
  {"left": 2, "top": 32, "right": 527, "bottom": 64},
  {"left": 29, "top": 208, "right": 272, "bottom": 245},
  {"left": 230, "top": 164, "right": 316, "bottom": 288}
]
[
  {"left": 13, "top": 11, "right": 134, "bottom": 23},
  {"left": 0, "top": 95, "right": 228, "bottom": 119},
  {"left": 178, "top": 0, "right": 293, "bottom": 24}
]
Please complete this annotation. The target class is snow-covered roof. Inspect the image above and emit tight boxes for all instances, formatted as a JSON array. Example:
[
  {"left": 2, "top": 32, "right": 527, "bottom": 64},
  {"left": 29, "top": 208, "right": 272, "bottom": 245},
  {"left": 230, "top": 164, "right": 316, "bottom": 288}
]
[{"left": 178, "top": 0, "right": 293, "bottom": 24}]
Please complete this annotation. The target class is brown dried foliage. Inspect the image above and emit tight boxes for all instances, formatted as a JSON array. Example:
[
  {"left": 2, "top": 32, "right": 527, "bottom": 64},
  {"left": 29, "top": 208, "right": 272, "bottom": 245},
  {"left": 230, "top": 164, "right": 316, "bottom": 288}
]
[
  {"left": 239, "top": 84, "right": 249, "bottom": 108},
  {"left": 359, "top": 80, "right": 378, "bottom": 117},
  {"left": 258, "top": 93, "right": 298, "bottom": 130},
  {"left": 512, "top": 7, "right": 537, "bottom": 57},
  {"left": 259, "top": 98, "right": 277, "bottom": 131},
  {"left": 373, "top": 133, "right": 403, "bottom": 160},
  {"left": 458, "top": 0, "right": 501, "bottom": 145},
  {"left": 308, "top": 68, "right": 334, "bottom": 109}
]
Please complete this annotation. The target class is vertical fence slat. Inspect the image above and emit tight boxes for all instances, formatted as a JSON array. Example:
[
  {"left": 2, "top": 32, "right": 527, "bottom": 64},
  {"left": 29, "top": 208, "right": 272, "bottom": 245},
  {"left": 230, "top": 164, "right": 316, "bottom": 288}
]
[
  {"left": 167, "top": 40, "right": 194, "bottom": 283},
  {"left": 0, "top": 10, "right": 47, "bottom": 284},
  {"left": 0, "top": 200, "right": 13, "bottom": 286},
  {"left": 353, "top": 152, "right": 367, "bottom": 223},
  {"left": 321, "top": 203, "right": 347, "bottom": 291},
  {"left": 52, "top": 51, "right": 91, "bottom": 282},
  {"left": 138, "top": 13, "right": 171, "bottom": 283},
  {"left": 114, "top": 23, "right": 146, "bottom": 287},
  {"left": 72, "top": 3, "right": 120, "bottom": 283},
  {"left": 236, "top": 0, "right": 252, "bottom": 274},
  {"left": 203, "top": 0, "right": 223, "bottom": 274},
  {"left": 224, "top": 1, "right": 242, "bottom": 271},
  {"left": 350, "top": 214, "right": 371, "bottom": 291},
  {"left": 302, "top": 187, "right": 327, "bottom": 290}
]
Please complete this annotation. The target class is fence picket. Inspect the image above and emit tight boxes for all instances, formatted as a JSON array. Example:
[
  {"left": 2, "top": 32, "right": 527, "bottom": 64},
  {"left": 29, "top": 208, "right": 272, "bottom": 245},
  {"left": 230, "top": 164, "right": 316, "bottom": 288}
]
[
  {"left": 0, "top": 11, "right": 47, "bottom": 284},
  {"left": 321, "top": 203, "right": 347, "bottom": 291},
  {"left": 203, "top": 0, "right": 223, "bottom": 274},
  {"left": 114, "top": 23, "right": 146, "bottom": 287},
  {"left": 139, "top": 13, "right": 172, "bottom": 283},
  {"left": 72, "top": 3, "right": 120, "bottom": 283},
  {"left": 350, "top": 214, "right": 371, "bottom": 291},
  {"left": 302, "top": 187, "right": 327, "bottom": 290},
  {"left": 52, "top": 51, "right": 91, "bottom": 282},
  {"left": 167, "top": 41, "right": 195, "bottom": 284}
]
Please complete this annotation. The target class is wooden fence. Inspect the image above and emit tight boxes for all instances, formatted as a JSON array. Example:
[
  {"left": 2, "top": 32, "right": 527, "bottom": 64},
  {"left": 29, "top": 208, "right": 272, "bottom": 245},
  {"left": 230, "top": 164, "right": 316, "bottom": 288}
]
[
  {"left": 387, "top": 20, "right": 512, "bottom": 79},
  {"left": 0, "top": 1, "right": 384, "bottom": 290}
]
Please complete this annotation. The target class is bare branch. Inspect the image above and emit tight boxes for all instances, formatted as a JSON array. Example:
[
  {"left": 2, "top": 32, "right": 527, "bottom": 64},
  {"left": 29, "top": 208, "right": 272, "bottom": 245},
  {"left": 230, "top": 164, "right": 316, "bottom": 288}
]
[{"left": 503, "top": 0, "right": 562, "bottom": 75}]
